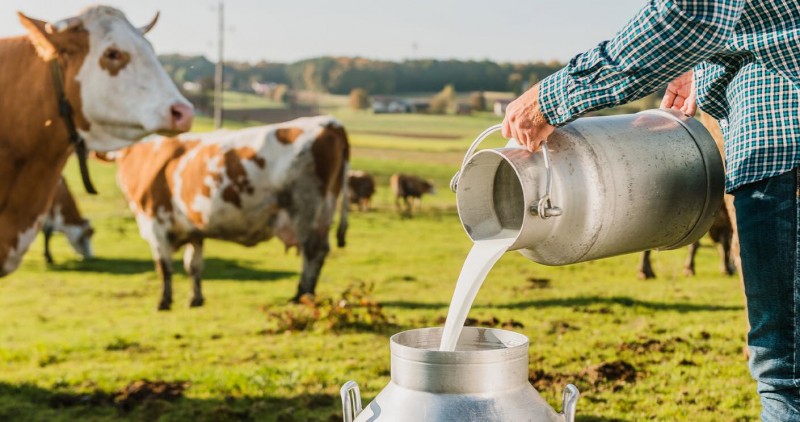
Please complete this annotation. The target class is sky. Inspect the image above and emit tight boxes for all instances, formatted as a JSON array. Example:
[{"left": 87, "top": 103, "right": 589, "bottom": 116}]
[{"left": 1, "top": 0, "right": 646, "bottom": 64}]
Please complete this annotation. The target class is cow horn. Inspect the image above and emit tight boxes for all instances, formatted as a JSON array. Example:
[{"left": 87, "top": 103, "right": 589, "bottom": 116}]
[
  {"left": 138, "top": 11, "right": 160, "bottom": 34},
  {"left": 45, "top": 17, "right": 82, "bottom": 34}
]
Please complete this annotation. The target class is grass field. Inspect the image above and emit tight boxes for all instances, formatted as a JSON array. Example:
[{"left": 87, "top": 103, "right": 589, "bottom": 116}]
[{"left": 0, "top": 111, "right": 758, "bottom": 421}]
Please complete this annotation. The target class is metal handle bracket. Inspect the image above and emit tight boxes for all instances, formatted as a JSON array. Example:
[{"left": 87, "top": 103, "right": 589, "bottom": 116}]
[
  {"left": 452, "top": 124, "right": 561, "bottom": 220},
  {"left": 341, "top": 381, "right": 363, "bottom": 422}
]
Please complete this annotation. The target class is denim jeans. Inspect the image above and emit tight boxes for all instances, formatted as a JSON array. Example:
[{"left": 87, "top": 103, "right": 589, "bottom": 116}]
[{"left": 733, "top": 168, "right": 800, "bottom": 421}]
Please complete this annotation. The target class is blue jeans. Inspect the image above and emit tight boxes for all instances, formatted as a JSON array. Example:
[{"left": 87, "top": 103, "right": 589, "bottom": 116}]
[{"left": 734, "top": 168, "right": 800, "bottom": 421}]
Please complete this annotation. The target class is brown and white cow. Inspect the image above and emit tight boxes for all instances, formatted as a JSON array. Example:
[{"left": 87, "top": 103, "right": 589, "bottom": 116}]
[
  {"left": 43, "top": 177, "right": 94, "bottom": 264},
  {"left": 0, "top": 6, "right": 193, "bottom": 276},
  {"left": 637, "top": 203, "right": 735, "bottom": 279},
  {"left": 348, "top": 170, "right": 376, "bottom": 212},
  {"left": 109, "top": 115, "right": 349, "bottom": 310},
  {"left": 390, "top": 173, "right": 435, "bottom": 217}
]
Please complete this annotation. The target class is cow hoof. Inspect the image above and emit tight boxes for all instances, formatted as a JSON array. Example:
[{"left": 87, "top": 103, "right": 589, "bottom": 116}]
[
  {"left": 189, "top": 297, "right": 205, "bottom": 308},
  {"left": 683, "top": 268, "right": 696, "bottom": 277},
  {"left": 158, "top": 301, "right": 172, "bottom": 311},
  {"left": 637, "top": 271, "right": 656, "bottom": 280}
]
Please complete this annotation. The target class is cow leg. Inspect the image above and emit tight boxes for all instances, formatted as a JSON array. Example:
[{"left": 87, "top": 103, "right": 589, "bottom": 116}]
[
  {"left": 684, "top": 240, "right": 700, "bottom": 276},
  {"left": 183, "top": 238, "right": 205, "bottom": 307},
  {"left": 637, "top": 250, "right": 656, "bottom": 279},
  {"left": 404, "top": 196, "right": 413, "bottom": 218},
  {"left": 293, "top": 230, "right": 330, "bottom": 302},
  {"left": 155, "top": 255, "right": 174, "bottom": 311},
  {"left": 718, "top": 230, "right": 735, "bottom": 276},
  {"left": 43, "top": 226, "right": 54, "bottom": 265}
]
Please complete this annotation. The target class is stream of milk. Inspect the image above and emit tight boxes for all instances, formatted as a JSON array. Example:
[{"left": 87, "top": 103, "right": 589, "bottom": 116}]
[{"left": 439, "top": 230, "right": 517, "bottom": 351}]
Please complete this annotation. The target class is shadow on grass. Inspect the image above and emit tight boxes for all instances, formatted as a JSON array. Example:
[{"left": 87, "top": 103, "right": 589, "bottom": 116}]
[
  {"left": 383, "top": 296, "right": 743, "bottom": 313},
  {"left": 496, "top": 296, "right": 743, "bottom": 312},
  {"left": 0, "top": 381, "right": 340, "bottom": 422},
  {"left": 0, "top": 381, "right": 629, "bottom": 422},
  {"left": 48, "top": 257, "right": 297, "bottom": 282}
]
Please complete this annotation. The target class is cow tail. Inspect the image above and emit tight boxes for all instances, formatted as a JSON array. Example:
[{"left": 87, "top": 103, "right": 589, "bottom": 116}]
[{"left": 336, "top": 159, "right": 349, "bottom": 248}]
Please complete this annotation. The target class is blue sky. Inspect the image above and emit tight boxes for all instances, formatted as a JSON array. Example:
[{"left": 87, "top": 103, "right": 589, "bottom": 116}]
[{"left": 1, "top": 1, "right": 645, "bottom": 63}]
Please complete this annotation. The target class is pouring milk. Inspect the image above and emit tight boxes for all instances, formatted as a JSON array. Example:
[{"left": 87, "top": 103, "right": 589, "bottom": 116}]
[{"left": 439, "top": 230, "right": 516, "bottom": 352}]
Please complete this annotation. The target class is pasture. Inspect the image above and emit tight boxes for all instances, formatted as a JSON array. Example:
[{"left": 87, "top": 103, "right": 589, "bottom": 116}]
[{"left": 0, "top": 112, "right": 757, "bottom": 421}]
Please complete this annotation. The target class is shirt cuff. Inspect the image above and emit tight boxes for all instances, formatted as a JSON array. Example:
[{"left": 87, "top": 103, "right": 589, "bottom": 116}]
[{"left": 538, "top": 67, "right": 574, "bottom": 126}]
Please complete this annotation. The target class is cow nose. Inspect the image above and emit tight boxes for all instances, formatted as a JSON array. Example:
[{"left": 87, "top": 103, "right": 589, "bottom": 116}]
[{"left": 170, "top": 103, "right": 194, "bottom": 133}]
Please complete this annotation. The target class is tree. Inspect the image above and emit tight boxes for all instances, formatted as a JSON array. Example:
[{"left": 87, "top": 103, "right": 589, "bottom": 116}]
[
  {"left": 429, "top": 84, "right": 456, "bottom": 114},
  {"left": 470, "top": 91, "right": 486, "bottom": 112},
  {"left": 349, "top": 88, "right": 370, "bottom": 110}
]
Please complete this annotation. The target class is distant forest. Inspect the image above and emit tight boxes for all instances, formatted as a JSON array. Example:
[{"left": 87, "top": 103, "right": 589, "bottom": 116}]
[{"left": 159, "top": 55, "right": 565, "bottom": 95}]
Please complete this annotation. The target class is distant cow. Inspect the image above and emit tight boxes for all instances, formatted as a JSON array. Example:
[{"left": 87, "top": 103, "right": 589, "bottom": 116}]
[
  {"left": 390, "top": 174, "right": 435, "bottom": 217},
  {"left": 109, "top": 116, "right": 349, "bottom": 310},
  {"left": 43, "top": 178, "right": 94, "bottom": 264},
  {"left": 0, "top": 6, "right": 193, "bottom": 276},
  {"left": 637, "top": 203, "right": 734, "bottom": 279},
  {"left": 348, "top": 170, "right": 376, "bottom": 211}
]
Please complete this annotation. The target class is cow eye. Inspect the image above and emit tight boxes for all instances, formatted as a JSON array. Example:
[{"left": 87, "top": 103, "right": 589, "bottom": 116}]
[{"left": 105, "top": 48, "right": 122, "bottom": 60}]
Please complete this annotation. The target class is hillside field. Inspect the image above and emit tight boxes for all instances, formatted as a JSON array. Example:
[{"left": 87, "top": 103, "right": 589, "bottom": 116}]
[{"left": 0, "top": 112, "right": 757, "bottom": 421}]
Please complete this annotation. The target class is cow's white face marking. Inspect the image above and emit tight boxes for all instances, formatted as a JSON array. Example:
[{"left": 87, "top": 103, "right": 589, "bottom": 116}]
[
  {"left": 73, "top": 7, "right": 192, "bottom": 151},
  {"left": 62, "top": 223, "right": 94, "bottom": 259},
  {"left": 2, "top": 215, "right": 46, "bottom": 274}
]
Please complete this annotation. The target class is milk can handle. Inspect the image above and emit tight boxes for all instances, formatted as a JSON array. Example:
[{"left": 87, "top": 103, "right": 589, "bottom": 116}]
[
  {"left": 561, "top": 384, "right": 580, "bottom": 422},
  {"left": 450, "top": 124, "right": 561, "bottom": 219},
  {"left": 340, "top": 381, "right": 363, "bottom": 422}
]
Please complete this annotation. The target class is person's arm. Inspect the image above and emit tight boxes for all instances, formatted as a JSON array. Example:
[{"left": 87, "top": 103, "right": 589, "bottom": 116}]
[{"left": 504, "top": 0, "right": 744, "bottom": 151}]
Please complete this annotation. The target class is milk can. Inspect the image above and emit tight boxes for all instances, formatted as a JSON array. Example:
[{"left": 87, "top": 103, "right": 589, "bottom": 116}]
[
  {"left": 341, "top": 327, "right": 579, "bottom": 421},
  {"left": 451, "top": 109, "right": 724, "bottom": 265}
]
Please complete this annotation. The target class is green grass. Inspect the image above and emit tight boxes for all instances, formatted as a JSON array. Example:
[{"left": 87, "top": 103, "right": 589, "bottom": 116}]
[{"left": 0, "top": 112, "right": 758, "bottom": 421}]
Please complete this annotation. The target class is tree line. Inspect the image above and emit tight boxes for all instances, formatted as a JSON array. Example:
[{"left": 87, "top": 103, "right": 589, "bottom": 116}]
[{"left": 159, "top": 54, "right": 564, "bottom": 95}]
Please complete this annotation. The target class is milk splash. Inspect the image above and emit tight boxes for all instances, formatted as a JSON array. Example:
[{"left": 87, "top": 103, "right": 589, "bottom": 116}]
[{"left": 439, "top": 230, "right": 516, "bottom": 351}]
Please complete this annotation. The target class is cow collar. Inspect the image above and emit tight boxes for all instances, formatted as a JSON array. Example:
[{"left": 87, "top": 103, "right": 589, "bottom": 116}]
[{"left": 49, "top": 58, "right": 97, "bottom": 195}]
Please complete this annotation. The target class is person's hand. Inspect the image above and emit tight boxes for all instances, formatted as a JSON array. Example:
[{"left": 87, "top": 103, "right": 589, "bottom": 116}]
[
  {"left": 502, "top": 83, "right": 555, "bottom": 152},
  {"left": 660, "top": 70, "right": 696, "bottom": 116}
]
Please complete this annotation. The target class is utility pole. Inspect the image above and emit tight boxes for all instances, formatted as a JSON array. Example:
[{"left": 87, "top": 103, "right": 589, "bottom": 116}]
[{"left": 213, "top": 1, "right": 224, "bottom": 129}]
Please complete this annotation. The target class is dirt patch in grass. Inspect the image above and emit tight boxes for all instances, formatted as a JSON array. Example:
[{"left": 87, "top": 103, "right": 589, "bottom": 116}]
[
  {"left": 114, "top": 380, "right": 188, "bottom": 412},
  {"left": 433, "top": 315, "right": 525, "bottom": 330},
  {"left": 618, "top": 337, "right": 687, "bottom": 354},
  {"left": 583, "top": 360, "right": 637, "bottom": 386},
  {"left": 527, "top": 277, "right": 551, "bottom": 289},
  {"left": 49, "top": 380, "right": 188, "bottom": 412},
  {"left": 548, "top": 320, "right": 579, "bottom": 334}
]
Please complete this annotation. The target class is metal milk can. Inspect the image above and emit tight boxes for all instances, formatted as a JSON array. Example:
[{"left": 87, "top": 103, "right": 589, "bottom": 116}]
[
  {"left": 341, "top": 327, "right": 579, "bottom": 422},
  {"left": 451, "top": 109, "right": 724, "bottom": 265}
]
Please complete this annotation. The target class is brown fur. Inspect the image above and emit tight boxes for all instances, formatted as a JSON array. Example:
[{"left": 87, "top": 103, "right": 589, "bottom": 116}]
[
  {"left": 348, "top": 171, "right": 376, "bottom": 212},
  {"left": 0, "top": 16, "right": 90, "bottom": 274},
  {"left": 390, "top": 173, "right": 434, "bottom": 217},
  {"left": 275, "top": 127, "right": 304, "bottom": 145}
]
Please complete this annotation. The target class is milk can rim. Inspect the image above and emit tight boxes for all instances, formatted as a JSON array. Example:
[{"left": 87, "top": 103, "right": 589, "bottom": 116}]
[{"left": 389, "top": 327, "right": 530, "bottom": 364}]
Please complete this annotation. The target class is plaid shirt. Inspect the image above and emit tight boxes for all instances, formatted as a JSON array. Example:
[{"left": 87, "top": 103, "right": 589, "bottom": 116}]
[{"left": 539, "top": 0, "right": 800, "bottom": 192}]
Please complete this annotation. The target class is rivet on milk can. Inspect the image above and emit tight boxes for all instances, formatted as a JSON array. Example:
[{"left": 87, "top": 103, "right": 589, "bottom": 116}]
[
  {"left": 451, "top": 109, "right": 725, "bottom": 264},
  {"left": 340, "top": 327, "right": 579, "bottom": 422}
]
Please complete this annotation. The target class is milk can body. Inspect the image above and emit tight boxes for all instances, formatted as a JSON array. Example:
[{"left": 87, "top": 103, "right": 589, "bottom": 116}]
[
  {"left": 454, "top": 109, "right": 724, "bottom": 265},
  {"left": 341, "top": 327, "right": 578, "bottom": 422}
]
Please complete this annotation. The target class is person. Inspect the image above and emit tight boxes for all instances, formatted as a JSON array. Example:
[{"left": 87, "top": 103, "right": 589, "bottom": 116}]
[{"left": 501, "top": 1, "right": 800, "bottom": 420}]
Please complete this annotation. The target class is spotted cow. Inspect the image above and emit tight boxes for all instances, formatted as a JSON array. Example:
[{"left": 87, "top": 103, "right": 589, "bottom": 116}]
[
  {"left": 348, "top": 170, "right": 376, "bottom": 212},
  {"left": 390, "top": 173, "right": 435, "bottom": 217},
  {"left": 43, "top": 177, "right": 94, "bottom": 264},
  {"left": 108, "top": 116, "right": 350, "bottom": 310},
  {"left": 0, "top": 6, "right": 193, "bottom": 276}
]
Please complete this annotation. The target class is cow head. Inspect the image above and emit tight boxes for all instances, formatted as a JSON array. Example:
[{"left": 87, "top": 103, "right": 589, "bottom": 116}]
[
  {"left": 18, "top": 6, "right": 194, "bottom": 152},
  {"left": 63, "top": 219, "right": 95, "bottom": 260}
]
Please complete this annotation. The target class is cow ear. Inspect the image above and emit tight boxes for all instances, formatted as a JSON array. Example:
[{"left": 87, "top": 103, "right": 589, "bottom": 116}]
[{"left": 18, "top": 12, "right": 58, "bottom": 60}]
